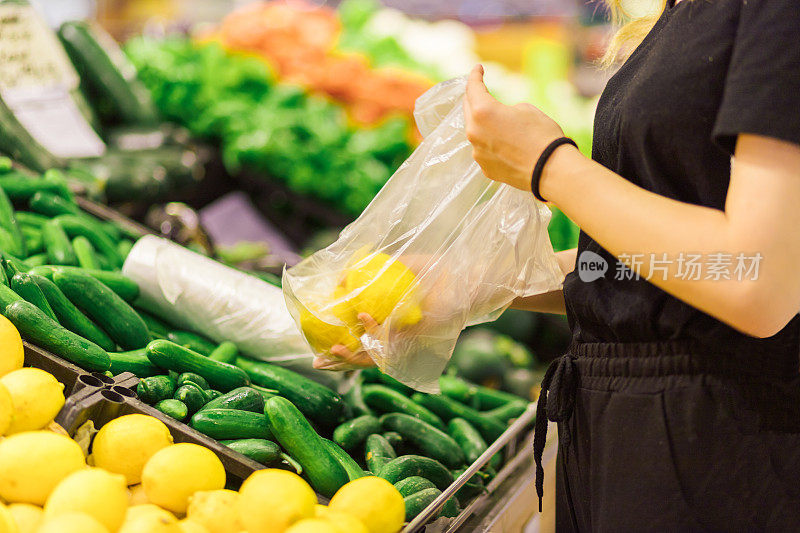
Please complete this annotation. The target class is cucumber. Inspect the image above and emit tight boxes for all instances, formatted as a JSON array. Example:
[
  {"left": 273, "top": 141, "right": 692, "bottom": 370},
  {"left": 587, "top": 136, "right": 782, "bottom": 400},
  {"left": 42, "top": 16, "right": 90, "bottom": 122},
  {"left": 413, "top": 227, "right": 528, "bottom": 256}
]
[
  {"left": 438, "top": 375, "right": 477, "bottom": 404},
  {"left": 208, "top": 341, "right": 238, "bottom": 364},
  {"left": 206, "top": 389, "right": 222, "bottom": 401},
  {"left": 442, "top": 496, "right": 461, "bottom": 518},
  {"left": 42, "top": 220, "right": 78, "bottom": 266},
  {"left": 109, "top": 349, "right": 161, "bottom": 377},
  {"left": 220, "top": 439, "right": 281, "bottom": 464},
  {"left": 394, "top": 476, "right": 436, "bottom": 497},
  {"left": 190, "top": 409, "right": 272, "bottom": 440},
  {"left": 147, "top": 340, "right": 250, "bottom": 392},
  {"left": 265, "top": 396, "right": 348, "bottom": 498},
  {"left": 29, "top": 265, "right": 140, "bottom": 301},
  {"left": 54, "top": 215, "right": 123, "bottom": 268},
  {"left": 24, "top": 253, "right": 47, "bottom": 267},
  {"left": 0, "top": 282, "right": 21, "bottom": 312},
  {"left": 28, "top": 191, "right": 84, "bottom": 218},
  {"left": 71, "top": 236, "right": 100, "bottom": 270},
  {"left": 21, "top": 227, "right": 43, "bottom": 254},
  {"left": 135, "top": 309, "right": 171, "bottom": 339},
  {"left": 2, "top": 300, "right": 110, "bottom": 371},
  {"left": 53, "top": 269, "right": 151, "bottom": 349},
  {"left": 404, "top": 487, "right": 442, "bottom": 522},
  {"left": 200, "top": 386, "right": 265, "bottom": 413},
  {"left": 472, "top": 386, "right": 526, "bottom": 410},
  {"left": 483, "top": 400, "right": 528, "bottom": 423},
  {"left": 379, "top": 455, "right": 454, "bottom": 489},
  {"left": 322, "top": 438, "right": 367, "bottom": 481},
  {"left": 452, "top": 467, "right": 486, "bottom": 503},
  {"left": 250, "top": 384, "right": 279, "bottom": 403},
  {"left": 117, "top": 239, "right": 134, "bottom": 259},
  {"left": 412, "top": 394, "right": 507, "bottom": 442},
  {"left": 344, "top": 376, "right": 373, "bottom": 417},
  {"left": 174, "top": 383, "right": 208, "bottom": 414},
  {"left": 365, "top": 434, "right": 396, "bottom": 473},
  {"left": 0, "top": 185, "right": 25, "bottom": 257},
  {"left": 155, "top": 398, "right": 188, "bottom": 421},
  {"left": 380, "top": 413, "right": 466, "bottom": 468},
  {"left": 10, "top": 271, "right": 57, "bottom": 321},
  {"left": 31, "top": 274, "right": 116, "bottom": 351},
  {"left": 0, "top": 174, "right": 71, "bottom": 202},
  {"left": 136, "top": 375, "right": 176, "bottom": 404},
  {"left": 382, "top": 431, "right": 403, "bottom": 451},
  {"left": 333, "top": 415, "right": 381, "bottom": 451},
  {"left": 362, "top": 385, "right": 445, "bottom": 430},
  {"left": 361, "top": 367, "right": 414, "bottom": 395},
  {"left": 237, "top": 357, "right": 346, "bottom": 428},
  {"left": 14, "top": 212, "right": 49, "bottom": 229},
  {"left": 447, "top": 418, "right": 487, "bottom": 464},
  {"left": 176, "top": 372, "right": 210, "bottom": 390},
  {"left": 166, "top": 330, "right": 216, "bottom": 356}
]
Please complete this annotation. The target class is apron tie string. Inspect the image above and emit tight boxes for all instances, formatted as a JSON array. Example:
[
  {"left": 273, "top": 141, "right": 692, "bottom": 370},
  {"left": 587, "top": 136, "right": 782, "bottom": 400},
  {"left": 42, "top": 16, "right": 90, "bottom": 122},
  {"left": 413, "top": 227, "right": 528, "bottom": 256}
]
[{"left": 533, "top": 353, "right": 578, "bottom": 512}]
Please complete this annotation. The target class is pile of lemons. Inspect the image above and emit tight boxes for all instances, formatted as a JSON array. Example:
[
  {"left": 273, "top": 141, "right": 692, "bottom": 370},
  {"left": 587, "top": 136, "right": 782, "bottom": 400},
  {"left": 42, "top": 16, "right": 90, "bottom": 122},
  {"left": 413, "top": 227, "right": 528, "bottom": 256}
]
[
  {"left": 0, "top": 315, "right": 405, "bottom": 533},
  {"left": 298, "top": 251, "right": 423, "bottom": 355}
]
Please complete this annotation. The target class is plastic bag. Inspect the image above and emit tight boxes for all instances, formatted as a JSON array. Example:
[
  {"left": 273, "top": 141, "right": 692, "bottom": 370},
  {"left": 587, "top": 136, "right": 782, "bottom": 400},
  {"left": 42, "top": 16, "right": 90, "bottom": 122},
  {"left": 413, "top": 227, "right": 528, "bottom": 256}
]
[{"left": 282, "top": 76, "right": 563, "bottom": 392}]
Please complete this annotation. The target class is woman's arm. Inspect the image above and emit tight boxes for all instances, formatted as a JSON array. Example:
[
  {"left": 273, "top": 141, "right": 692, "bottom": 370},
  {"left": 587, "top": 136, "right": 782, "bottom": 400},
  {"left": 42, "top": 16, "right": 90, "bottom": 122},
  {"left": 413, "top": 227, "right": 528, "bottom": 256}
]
[
  {"left": 465, "top": 66, "right": 800, "bottom": 338},
  {"left": 510, "top": 248, "right": 576, "bottom": 314}
]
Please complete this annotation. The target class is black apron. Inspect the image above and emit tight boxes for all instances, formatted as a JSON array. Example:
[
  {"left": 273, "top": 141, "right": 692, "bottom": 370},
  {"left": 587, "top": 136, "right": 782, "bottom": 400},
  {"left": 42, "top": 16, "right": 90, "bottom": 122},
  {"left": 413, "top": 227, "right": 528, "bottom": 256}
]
[{"left": 533, "top": 341, "right": 800, "bottom": 531}]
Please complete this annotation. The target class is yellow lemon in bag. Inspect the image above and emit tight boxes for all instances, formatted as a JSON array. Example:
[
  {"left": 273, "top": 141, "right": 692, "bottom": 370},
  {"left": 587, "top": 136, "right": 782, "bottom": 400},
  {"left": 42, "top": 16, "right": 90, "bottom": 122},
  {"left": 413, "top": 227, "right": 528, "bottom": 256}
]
[{"left": 298, "top": 306, "right": 361, "bottom": 354}]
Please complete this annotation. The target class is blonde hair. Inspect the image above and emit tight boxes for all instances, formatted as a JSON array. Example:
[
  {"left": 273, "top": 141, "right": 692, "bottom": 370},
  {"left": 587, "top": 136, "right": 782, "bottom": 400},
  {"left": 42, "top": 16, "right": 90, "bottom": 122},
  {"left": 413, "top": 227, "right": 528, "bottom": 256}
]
[{"left": 601, "top": 0, "right": 668, "bottom": 67}]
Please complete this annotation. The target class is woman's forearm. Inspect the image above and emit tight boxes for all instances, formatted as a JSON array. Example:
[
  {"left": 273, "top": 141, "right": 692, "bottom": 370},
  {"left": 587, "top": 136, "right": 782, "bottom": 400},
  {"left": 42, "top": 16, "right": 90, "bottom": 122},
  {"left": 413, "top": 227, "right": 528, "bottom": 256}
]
[
  {"left": 510, "top": 248, "right": 576, "bottom": 314},
  {"left": 540, "top": 135, "right": 800, "bottom": 337}
]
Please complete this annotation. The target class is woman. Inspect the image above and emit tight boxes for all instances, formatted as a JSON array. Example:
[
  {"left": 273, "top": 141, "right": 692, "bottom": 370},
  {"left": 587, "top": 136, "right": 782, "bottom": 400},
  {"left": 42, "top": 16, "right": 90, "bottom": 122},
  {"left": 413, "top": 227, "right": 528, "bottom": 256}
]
[{"left": 464, "top": 0, "right": 800, "bottom": 530}]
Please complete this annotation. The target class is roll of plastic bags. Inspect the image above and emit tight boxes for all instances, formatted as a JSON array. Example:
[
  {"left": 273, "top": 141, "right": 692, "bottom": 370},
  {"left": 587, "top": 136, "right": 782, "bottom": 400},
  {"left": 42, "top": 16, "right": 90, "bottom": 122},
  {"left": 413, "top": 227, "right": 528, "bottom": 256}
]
[
  {"left": 123, "top": 235, "right": 314, "bottom": 367},
  {"left": 283, "top": 76, "right": 563, "bottom": 393}
]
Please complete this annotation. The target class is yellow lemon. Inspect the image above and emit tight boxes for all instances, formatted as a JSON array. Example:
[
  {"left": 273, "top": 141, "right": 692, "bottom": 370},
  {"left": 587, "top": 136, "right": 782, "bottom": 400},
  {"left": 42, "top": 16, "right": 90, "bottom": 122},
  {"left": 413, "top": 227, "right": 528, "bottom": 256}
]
[
  {"left": 0, "top": 369, "right": 64, "bottom": 434},
  {"left": 0, "top": 431, "right": 85, "bottom": 505},
  {"left": 92, "top": 414, "right": 173, "bottom": 484},
  {"left": 141, "top": 444, "right": 225, "bottom": 514},
  {"left": 186, "top": 490, "right": 241, "bottom": 533},
  {"left": 314, "top": 506, "right": 369, "bottom": 533},
  {"left": 0, "top": 502, "right": 18, "bottom": 533},
  {"left": 329, "top": 477, "right": 404, "bottom": 533},
  {"left": 44, "top": 467, "right": 128, "bottom": 532},
  {"left": 0, "top": 383, "right": 13, "bottom": 436},
  {"left": 237, "top": 469, "right": 316, "bottom": 533},
  {"left": 176, "top": 519, "right": 210, "bottom": 533},
  {"left": 7, "top": 503, "right": 42, "bottom": 533},
  {"left": 343, "top": 252, "right": 421, "bottom": 327},
  {"left": 35, "top": 511, "right": 108, "bottom": 533},
  {"left": 128, "top": 484, "right": 149, "bottom": 505},
  {"left": 0, "top": 315, "right": 23, "bottom": 378},
  {"left": 285, "top": 518, "right": 339, "bottom": 533},
  {"left": 118, "top": 504, "right": 178, "bottom": 533},
  {"left": 123, "top": 504, "right": 176, "bottom": 522},
  {"left": 298, "top": 307, "right": 361, "bottom": 354}
]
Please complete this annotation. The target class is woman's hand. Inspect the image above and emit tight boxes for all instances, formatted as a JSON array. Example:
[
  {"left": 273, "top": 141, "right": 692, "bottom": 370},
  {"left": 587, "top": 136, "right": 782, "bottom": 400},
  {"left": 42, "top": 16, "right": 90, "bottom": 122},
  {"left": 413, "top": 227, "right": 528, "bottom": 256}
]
[{"left": 464, "top": 64, "right": 567, "bottom": 192}]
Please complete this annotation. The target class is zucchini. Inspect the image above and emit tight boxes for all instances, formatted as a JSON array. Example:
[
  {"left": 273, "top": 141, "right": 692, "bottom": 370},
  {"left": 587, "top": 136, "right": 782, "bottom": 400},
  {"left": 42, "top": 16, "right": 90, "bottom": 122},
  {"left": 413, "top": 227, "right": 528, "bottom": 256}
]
[
  {"left": 166, "top": 330, "right": 216, "bottom": 356},
  {"left": 72, "top": 236, "right": 100, "bottom": 270},
  {"left": 265, "top": 396, "right": 348, "bottom": 498},
  {"left": 155, "top": 398, "right": 188, "bottom": 421},
  {"left": 365, "top": 433, "right": 396, "bottom": 474},
  {"left": 176, "top": 372, "right": 210, "bottom": 390},
  {"left": 10, "top": 271, "right": 57, "bottom": 321},
  {"left": 220, "top": 439, "right": 281, "bottom": 464},
  {"left": 394, "top": 476, "right": 436, "bottom": 497},
  {"left": 137, "top": 374, "right": 176, "bottom": 404},
  {"left": 380, "top": 413, "right": 466, "bottom": 468},
  {"left": 0, "top": 185, "right": 25, "bottom": 257},
  {"left": 403, "top": 487, "right": 442, "bottom": 522},
  {"left": 322, "top": 438, "right": 367, "bottom": 481},
  {"left": 2, "top": 299, "right": 110, "bottom": 371},
  {"left": 208, "top": 341, "right": 238, "bottom": 364},
  {"left": 483, "top": 400, "right": 528, "bottom": 423},
  {"left": 236, "top": 357, "right": 345, "bottom": 428},
  {"left": 447, "top": 418, "right": 487, "bottom": 464},
  {"left": 362, "top": 385, "right": 445, "bottom": 430},
  {"left": 42, "top": 220, "right": 78, "bottom": 266},
  {"left": 147, "top": 340, "right": 250, "bottom": 392},
  {"left": 109, "top": 349, "right": 161, "bottom": 377},
  {"left": 31, "top": 274, "right": 116, "bottom": 351},
  {"left": 200, "top": 386, "right": 265, "bottom": 413},
  {"left": 174, "top": 383, "right": 208, "bottom": 414},
  {"left": 54, "top": 215, "right": 122, "bottom": 268},
  {"left": 190, "top": 408, "right": 272, "bottom": 440},
  {"left": 53, "top": 269, "right": 151, "bottom": 349},
  {"left": 332, "top": 415, "right": 381, "bottom": 451},
  {"left": 412, "top": 394, "right": 506, "bottom": 442},
  {"left": 378, "top": 455, "right": 454, "bottom": 490},
  {"left": 29, "top": 265, "right": 140, "bottom": 301}
]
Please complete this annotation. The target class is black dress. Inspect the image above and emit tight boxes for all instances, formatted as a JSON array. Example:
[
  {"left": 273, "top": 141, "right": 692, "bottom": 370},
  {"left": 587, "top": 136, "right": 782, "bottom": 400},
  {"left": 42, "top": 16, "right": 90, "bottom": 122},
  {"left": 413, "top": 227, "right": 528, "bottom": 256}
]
[{"left": 532, "top": 0, "right": 800, "bottom": 530}]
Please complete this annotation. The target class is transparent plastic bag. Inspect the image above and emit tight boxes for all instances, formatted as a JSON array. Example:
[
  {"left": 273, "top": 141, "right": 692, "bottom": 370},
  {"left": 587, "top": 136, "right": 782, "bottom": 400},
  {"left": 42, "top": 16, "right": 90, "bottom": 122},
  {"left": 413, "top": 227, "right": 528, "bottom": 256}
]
[{"left": 283, "top": 76, "right": 563, "bottom": 392}]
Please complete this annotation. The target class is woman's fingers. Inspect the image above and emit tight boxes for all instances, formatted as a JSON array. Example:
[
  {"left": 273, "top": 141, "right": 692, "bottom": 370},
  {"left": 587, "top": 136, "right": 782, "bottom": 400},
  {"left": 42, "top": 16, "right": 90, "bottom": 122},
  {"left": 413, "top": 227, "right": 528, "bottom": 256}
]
[
  {"left": 358, "top": 312, "right": 380, "bottom": 334},
  {"left": 465, "top": 64, "right": 493, "bottom": 115}
]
